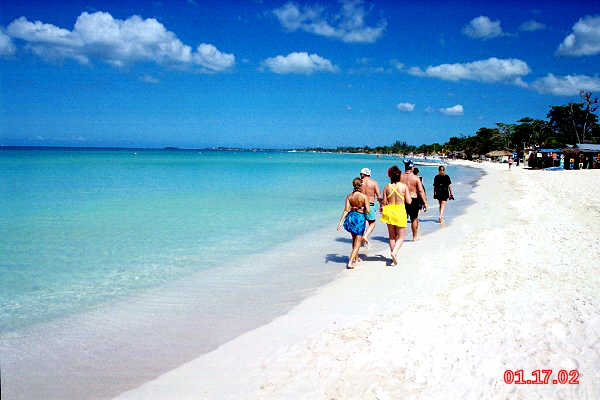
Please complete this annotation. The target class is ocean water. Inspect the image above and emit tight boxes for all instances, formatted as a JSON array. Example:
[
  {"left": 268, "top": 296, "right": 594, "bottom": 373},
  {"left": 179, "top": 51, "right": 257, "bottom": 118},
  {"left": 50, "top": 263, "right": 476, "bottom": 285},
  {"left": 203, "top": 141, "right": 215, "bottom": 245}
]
[{"left": 0, "top": 148, "right": 482, "bottom": 399}]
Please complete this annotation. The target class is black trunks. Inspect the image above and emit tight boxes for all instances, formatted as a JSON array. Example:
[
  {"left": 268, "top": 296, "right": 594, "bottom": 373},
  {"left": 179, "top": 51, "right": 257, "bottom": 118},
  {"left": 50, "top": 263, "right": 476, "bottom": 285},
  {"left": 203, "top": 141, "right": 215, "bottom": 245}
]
[{"left": 406, "top": 197, "right": 422, "bottom": 221}]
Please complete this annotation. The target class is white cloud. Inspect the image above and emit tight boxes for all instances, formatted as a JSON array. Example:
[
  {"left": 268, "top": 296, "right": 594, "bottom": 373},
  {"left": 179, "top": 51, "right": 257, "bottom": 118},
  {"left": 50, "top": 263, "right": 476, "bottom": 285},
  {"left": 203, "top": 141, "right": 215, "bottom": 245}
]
[
  {"left": 261, "top": 52, "right": 338, "bottom": 74},
  {"left": 462, "top": 16, "right": 503, "bottom": 39},
  {"left": 513, "top": 77, "right": 529, "bottom": 88},
  {"left": 273, "top": 0, "right": 386, "bottom": 43},
  {"left": 440, "top": 104, "right": 464, "bottom": 116},
  {"left": 531, "top": 73, "right": 600, "bottom": 96},
  {"left": 139, "top": 74, "right": 159, "bottom": 83},
  {"left": 519, "top": 20, "right": 546, "bottom": 31},
  {"left": 396, "top": 102, "right": 415, "bottom": 112},
  {"left": 193, "top": 43, "right": 235, "bottom": 71},
  {"left": 556, "top": 15, "right": 600, "bottom": 56},
  {"left": 409, "top": 57, "right": 530, "bottom": 85},
  {"left": 424, "top": 106, "right": 434, "bottom": 113},
  {"left": 407, "top": 66, "right": 425, "bottom": 76},
  {"left": 5, "top": 12, "right": 235, "bottom": 71},
  {"left": 0, "top": 30, "right": 16, "bottom": 56}
]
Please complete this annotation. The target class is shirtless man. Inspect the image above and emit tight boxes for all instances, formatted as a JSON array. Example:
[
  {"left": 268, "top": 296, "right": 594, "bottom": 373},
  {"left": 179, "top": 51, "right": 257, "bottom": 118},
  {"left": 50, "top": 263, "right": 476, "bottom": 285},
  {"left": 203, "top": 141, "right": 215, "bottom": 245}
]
[
  {"left": 400, "top": 160, "right": 428, "bottom": 241},
  {"left": 359, "top": 167, "right": 382, "bottom": 246}
]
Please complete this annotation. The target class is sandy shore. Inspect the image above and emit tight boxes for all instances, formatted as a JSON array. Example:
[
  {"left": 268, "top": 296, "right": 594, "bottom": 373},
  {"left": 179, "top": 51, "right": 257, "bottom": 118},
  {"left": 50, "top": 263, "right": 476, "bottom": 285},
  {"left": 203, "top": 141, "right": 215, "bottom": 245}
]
[{"left": 115, "top": 162, "right": 600, "bottom": 400}]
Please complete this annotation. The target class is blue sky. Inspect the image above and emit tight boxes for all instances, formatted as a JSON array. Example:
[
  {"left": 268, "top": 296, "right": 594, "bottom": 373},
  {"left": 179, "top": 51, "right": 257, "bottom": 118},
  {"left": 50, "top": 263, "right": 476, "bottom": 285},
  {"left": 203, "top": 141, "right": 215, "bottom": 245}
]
[{"left": 1, "top": 0, "right": 600, "bottom": 148}]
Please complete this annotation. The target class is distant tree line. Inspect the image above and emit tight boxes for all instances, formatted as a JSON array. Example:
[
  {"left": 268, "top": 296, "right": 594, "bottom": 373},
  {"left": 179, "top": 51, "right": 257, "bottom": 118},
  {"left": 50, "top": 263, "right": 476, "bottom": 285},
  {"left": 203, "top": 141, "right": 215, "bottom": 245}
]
[{"left": 304, "top": 91, "right": 600, "bottom": 159}]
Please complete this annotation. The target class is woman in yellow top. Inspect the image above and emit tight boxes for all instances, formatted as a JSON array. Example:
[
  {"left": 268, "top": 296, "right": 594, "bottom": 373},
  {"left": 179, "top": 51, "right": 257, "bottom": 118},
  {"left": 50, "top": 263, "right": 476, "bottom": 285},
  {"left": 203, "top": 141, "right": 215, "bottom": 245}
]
[{"left": 380, "top": 165, "right": 412, "bottom": 265}]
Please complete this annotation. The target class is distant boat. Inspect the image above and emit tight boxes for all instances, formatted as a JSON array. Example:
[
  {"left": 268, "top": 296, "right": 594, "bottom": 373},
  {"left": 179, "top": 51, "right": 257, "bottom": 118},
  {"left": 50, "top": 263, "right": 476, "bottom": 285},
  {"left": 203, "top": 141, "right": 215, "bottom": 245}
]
[{"left": 414, "top": 160, "right": 447, "bottom": 167}]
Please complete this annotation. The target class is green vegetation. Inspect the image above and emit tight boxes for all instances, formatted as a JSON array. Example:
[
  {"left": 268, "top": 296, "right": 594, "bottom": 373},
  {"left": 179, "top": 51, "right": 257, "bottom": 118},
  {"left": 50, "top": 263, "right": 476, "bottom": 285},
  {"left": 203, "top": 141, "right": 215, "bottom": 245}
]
[{"left": 304, "top": 91, "right": 600, "bottom": 159}]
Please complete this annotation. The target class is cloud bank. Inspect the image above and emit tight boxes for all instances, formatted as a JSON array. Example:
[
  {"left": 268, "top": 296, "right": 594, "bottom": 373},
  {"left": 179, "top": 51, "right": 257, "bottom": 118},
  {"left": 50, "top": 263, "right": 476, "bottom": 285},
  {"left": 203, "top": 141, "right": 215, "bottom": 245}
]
[
  {"left": 531, "top": 73, "right": 600, "bottom": 96},
  {"left": 556, "top": 15, "right": 600, "bottom": 56},
  {"left": 273, "top": 0, "right": 386, "bottom": 43},
  {"left": 0, "top": 31, "right": 16, "bottom": 56},
  {"left": 5, "top": 11, "right": 235, "bottom": 71},
  {"left": 408, "top": 57, "right": 530, "bottom": 85},
  {"left": 261, "top": 52, "right": 338, "bottom": 74},
  {"left": 462, "top": 16, "right": 503, "bottom": 39}
]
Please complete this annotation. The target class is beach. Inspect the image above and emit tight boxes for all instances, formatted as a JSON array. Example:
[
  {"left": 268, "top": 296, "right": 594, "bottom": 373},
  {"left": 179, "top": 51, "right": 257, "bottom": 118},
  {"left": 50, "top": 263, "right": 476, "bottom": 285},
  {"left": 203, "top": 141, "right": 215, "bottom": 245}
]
[{"left": 115, "top": 161, "right": 600, "bottom": 400}]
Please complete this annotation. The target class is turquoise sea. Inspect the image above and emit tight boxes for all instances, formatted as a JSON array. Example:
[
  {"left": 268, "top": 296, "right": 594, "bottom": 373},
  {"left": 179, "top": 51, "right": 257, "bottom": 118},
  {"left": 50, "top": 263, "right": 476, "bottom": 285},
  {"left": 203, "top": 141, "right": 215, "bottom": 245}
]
[{"left": 0, "top": 148, "right": 482, "bottom": 399}]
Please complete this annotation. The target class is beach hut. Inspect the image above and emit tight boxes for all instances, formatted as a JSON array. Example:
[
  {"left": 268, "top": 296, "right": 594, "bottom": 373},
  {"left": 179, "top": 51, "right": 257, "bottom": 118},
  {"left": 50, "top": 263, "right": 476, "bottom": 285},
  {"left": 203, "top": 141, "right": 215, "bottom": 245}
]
[
  {"left": 485, "top": 150, "right": 513, "bottom": 162},
  {"left": 451, "top": 150, "right": 466, "bottom": 159},
  {"left": 527, "top": 148, "right": 562, "bottom": 169},
  {"left": 562, "top": 143, "right": 600, "bottom": 170}
]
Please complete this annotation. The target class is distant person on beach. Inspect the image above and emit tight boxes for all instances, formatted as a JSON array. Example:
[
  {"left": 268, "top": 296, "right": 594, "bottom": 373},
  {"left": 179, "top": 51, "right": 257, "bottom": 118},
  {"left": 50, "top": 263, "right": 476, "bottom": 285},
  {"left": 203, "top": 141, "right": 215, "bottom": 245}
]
[
  {"left": 413, "top": 167, "right": 426, "bottom": 200},
  {"left": 400, "top": 160, "right": 428, "bottom": 241},
  {"left": 381, "top": 166, "right": 412, "bottom": 265},
  {"left": 359, "top": 167, "right": 382, "bottom": 247},
  {"left": 508, "top": 157, "right": 513, "bottom": 170},
  {"left": 433, "top": 166, "right": 454, "bottom": 223},
  {"left": 337, "top": 177, "right": 370, "bottom": 269}
]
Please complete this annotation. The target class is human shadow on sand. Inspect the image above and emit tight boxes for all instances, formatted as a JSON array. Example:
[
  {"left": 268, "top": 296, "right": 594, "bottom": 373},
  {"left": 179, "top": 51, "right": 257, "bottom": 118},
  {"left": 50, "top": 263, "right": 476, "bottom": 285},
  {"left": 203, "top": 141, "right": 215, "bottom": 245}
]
[
  {"left": 325, "top": 254, "right": 348, "bottom": 264},
  {"left": 419, "top": 217, "right": 444, "bottom": 223},
  {"left": 325, "top": 253, "right": 387, "bottom": 264},
  {"left": 334, "top": 237, "right": 353, "bottom": 243},
  {"left": 370, "top": 236, "right": 389, "bottom": 243}
]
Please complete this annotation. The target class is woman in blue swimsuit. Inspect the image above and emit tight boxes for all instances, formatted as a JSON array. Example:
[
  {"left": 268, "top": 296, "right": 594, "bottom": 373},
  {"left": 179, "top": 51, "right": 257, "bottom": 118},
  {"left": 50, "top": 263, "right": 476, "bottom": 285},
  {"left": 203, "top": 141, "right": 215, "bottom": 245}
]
[{"left": 337, "top": 177, "right": 370, "bottom": 269}]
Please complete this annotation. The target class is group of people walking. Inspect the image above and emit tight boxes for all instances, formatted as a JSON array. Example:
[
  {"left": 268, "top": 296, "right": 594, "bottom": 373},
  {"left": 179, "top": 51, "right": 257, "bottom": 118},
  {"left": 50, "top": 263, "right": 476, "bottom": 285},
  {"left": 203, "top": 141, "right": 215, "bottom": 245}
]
[{"left": 337, "top": 161, "right": 454, "bottom": 269}]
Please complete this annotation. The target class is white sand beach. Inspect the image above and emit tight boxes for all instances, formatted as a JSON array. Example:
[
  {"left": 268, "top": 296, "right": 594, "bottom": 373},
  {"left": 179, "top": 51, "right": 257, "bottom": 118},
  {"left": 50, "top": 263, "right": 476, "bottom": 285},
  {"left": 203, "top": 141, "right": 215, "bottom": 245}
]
[{"left": 115, "top": 162, "right": 600, "bottom": 400}]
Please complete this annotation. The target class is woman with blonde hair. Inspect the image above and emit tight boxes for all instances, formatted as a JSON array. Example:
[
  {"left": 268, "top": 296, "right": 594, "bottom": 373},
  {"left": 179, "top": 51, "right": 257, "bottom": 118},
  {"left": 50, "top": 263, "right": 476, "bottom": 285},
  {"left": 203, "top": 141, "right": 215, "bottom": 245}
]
[
  {"left": 380, "top": 165, "right": 412, "bottom": 265},
  {"left": 337, "top": 177, "right": 370, "bottom": 269}
]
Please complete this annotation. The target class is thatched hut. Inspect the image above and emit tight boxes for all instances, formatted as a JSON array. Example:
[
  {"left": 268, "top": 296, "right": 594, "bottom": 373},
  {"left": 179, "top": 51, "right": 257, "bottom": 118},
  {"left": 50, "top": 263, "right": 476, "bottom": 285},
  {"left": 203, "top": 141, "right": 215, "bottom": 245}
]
[
  {"left": 485, "top": 150, "right": 513, "bottom": 157},
  {"left": 485, "top": 150, "right": 513, "bottom": 162}
]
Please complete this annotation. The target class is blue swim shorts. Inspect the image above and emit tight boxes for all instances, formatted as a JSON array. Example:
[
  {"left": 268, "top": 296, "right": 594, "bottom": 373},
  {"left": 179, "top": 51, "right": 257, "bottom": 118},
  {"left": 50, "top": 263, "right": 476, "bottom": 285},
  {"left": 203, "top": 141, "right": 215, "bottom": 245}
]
[{"left": 365, "top": 202, "right": 377, "bottom": 222}]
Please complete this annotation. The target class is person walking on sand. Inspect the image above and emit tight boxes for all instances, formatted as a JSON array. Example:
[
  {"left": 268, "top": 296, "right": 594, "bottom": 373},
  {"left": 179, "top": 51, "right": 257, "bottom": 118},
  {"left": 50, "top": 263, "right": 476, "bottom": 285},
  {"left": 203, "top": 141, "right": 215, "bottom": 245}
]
[
  {"left": 413, "top": 167, "right": 426, "bottom": 204},
  {"left": 400, "top": 160, "right": 428, "bottom": 241},
  {"left": 359, "top": 167, "right": 382, "bottom": 248},
  {"left": 381, "top": 166, "right": 412, "bottom": 266},
  {"left": 337, "top": 177, "right": 370, "bottom": 269},
  {"left": 508, "top": 156, "right": 513, "bottom": 170},
  {"left": 433, "top": 165, "right": 454, "bottom": 223}
]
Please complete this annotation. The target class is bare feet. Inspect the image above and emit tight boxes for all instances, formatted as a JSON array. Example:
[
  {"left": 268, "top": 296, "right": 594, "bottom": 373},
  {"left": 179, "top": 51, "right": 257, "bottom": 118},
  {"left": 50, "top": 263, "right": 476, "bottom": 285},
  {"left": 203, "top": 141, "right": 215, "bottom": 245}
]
[
  {"left": 438, "top": 217, "right": 444, "bottom": 223},
  {"left": 346, "top": 263, "right": 354, "bottom": 269},
  {"left": 390, "top": 251, "right": 398, "bottom": 266}
]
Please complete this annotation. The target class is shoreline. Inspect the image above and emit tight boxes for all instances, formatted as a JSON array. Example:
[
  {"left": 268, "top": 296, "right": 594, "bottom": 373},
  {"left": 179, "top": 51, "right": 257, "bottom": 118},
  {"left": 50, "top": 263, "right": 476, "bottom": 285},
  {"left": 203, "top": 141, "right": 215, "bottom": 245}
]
[{"left": 115, "top": 161, "right": 600, "bottom": 399}]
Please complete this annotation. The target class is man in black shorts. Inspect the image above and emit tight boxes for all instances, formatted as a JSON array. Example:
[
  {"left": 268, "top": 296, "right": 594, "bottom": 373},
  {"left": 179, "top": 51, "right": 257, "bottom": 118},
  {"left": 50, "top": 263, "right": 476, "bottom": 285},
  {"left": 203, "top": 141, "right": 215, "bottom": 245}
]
[{"left": 400, "top": 160, "right": 428, "bottom": 241}]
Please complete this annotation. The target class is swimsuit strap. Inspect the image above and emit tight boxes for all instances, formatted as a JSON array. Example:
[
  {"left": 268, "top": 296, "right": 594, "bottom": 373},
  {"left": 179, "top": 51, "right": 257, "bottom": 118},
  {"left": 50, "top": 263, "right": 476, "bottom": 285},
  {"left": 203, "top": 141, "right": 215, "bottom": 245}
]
[
  {"left": 386, "top": 183, "right": 404, "bottom": 201},
  {"left": 349, "top": 192, "right": 365, "bottom": 212}
]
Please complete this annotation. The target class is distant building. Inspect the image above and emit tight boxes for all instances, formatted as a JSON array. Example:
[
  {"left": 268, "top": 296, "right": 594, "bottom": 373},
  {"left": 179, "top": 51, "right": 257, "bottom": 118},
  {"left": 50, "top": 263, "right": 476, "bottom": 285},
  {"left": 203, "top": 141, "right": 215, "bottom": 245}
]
[{"left": 563, "top": 143, "right": 600, "bottom": 170}]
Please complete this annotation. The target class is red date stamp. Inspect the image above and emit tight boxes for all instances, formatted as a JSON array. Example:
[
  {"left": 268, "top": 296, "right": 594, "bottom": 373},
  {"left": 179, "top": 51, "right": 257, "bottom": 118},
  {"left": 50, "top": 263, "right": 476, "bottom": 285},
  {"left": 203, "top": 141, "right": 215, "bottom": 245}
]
[{"left": 504, "top": 369, "right": 579, "bottom": 385}]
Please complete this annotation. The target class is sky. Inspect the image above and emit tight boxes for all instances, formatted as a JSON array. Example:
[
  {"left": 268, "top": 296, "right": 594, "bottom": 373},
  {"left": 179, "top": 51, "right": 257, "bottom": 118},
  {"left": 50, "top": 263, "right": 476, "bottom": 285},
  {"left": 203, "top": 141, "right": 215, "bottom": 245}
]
[{"left": 1, "top": 0, "right": 600, "bottom": 149}]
